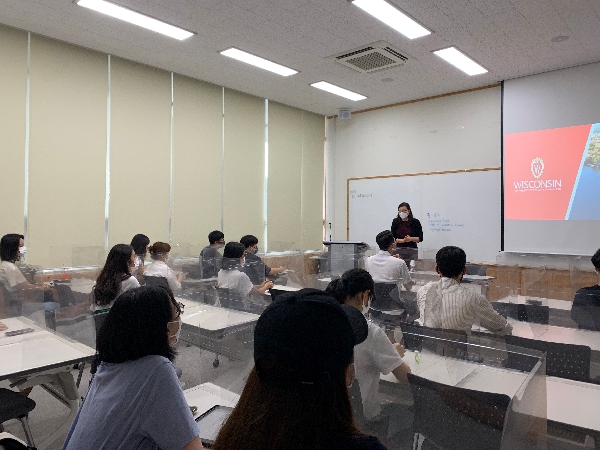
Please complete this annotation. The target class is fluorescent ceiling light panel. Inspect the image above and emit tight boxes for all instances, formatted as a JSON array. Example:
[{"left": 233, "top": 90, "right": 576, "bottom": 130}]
[
  {"left": 77, "top": 0, "right": 194, "bottom": 40},
  {"left": 220, "top": 48, "right": 298, "bottom": 76},
  {"left": 310, "top": 82, "right": 367, "bottom": 101},
  {"left": 352, "top": 0, "right": 430, "bottom": 39},
  {"left": 433, "top": 47, "right": 488, "bottom": 75}
]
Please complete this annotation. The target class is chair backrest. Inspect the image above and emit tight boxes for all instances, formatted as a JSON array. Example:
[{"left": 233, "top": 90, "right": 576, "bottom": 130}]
[
  {"left": 372, "top": 283, "right": 401, "bottom": 311},
  {"left": 215, "top": 287, "right": 244, "bottom": 311},
  {"left": 504, "top": 335, "right": 591, "bottom": 382},
  {"left": 401, "top": 323, "right": 468, "bottom": 359},
  {"left": 0, "top": 285, "right": 7, "bottom": 319},
  {"left": 408, "top": 373, "right": 511, "bottom": 450},
  {"left": 143, "top": 276, "right": 171, "bottom": 292},
  {"left": 517, "top": 304, "right": 549, "bottom": 324},
  {"left": 492, "top": 302, "right": 519, "bottom": 320}
]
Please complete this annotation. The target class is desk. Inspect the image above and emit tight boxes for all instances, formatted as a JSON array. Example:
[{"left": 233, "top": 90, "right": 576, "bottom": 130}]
[
  {"left": 496, "top": 295, "right": 572, "bottom": 311},
  {"left": 177, "top": 298, "right": 259, "bottom": 365},
  {"left": 380, "top": 349, "right": 600, "bottom": 438},
  {"left": 0, "top": 317, "right": 96, "bottom": 449},
  {"left": 183, "top": 382, "right": 240, "bottom": 419}
]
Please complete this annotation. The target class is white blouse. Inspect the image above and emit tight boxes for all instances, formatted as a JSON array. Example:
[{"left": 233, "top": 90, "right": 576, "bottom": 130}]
[{"left": 143, "top": 260, "right": 181, "bottom": 291}]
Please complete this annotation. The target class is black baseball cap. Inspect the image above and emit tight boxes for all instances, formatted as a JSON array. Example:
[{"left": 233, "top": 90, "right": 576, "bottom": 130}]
[{"left": 254, "top": 288, "right": 368, "bottom": 390}]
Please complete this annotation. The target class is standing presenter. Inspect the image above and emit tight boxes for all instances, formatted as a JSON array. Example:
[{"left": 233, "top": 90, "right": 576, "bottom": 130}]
[{"left": 390, "top": 202, "right": 423, "bottom": 265}]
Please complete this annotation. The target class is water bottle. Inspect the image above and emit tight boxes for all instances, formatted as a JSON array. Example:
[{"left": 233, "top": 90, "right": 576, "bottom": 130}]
[{"left": 414, "top": 350, "right": 421, "bottom": 364}]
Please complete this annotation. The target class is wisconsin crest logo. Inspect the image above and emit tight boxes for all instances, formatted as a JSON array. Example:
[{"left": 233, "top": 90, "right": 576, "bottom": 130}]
[{"left": 531, "top": 157, "right": 544, "bottom": 179}]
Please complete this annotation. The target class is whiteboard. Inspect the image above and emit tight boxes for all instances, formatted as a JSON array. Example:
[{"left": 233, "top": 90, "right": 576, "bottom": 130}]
[{"left": 348, "top": 169, "right": 501, "bottom": 263}]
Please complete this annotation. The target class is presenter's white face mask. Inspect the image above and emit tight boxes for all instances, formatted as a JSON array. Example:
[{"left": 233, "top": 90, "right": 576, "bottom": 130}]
[
  {"left": 19, "top": 246, "right": 26, "bottom": 255},
  {"left": 399, "top": 212, "right": 409, "bottom": 219}
]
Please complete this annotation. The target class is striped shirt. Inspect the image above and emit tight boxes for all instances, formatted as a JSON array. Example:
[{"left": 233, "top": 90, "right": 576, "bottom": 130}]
[{"left": 417, "top": 278, "right": 512, "bottom": 335}]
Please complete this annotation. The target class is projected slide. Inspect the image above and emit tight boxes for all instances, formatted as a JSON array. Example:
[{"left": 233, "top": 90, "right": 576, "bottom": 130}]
[{"left": 505, "top": 123, "right": 600, "bottom": 220}]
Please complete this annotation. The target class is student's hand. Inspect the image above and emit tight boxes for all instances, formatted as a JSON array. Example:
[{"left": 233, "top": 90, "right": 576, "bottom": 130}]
[
  {"left": 273, "top": 266, "right": 285, "bottom": 274},
  {"left": 178, "top": 273, "right": 187, "bottom": 282},
  {"left": 0, "top": 322, "right": 7, "bottom": 332},
  {"left": 393, "top": 342, "right": 406, "bottom": 358},
  {"left": 264, "top": 281, "right": 274, "bottom": 290}
]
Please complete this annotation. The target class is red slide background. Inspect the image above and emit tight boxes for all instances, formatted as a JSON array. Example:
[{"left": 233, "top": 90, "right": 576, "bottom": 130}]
[{"left": 504, "top": 125, "right": 590, "bottom": 220}]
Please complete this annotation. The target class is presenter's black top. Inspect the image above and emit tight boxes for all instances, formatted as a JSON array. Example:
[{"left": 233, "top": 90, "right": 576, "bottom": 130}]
[
  {"left": 571, "top": 285, "right": 600, "bottom": 331},
  {"left": 391, "top": 217, "right": 423, "bottom": 249}
]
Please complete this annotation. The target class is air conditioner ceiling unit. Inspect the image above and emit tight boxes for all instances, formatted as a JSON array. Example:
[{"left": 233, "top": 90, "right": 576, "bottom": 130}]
[{"left": 327, "top": 41, "right": 410, "bottom": 73}]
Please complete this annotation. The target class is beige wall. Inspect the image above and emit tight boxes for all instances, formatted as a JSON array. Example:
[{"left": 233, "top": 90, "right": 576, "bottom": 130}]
[{"left": 0, "top": 24, "right": 325, "bottom": 267}]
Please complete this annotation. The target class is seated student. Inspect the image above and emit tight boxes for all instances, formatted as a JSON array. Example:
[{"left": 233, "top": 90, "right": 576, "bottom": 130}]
[
  {"left": 62, "top": 286, "right": 203, "bottom": 450},
  {"left": 218, "top": 242, "right": 273, "bottom": 296},
  {"left": 144, "top": 242, "right": 185, "bottom": 291},
  {"left": 213, "top": 288, "right": 388, "bottom": 450},
  {"left": 365, "top": 231, "right": 413, "bottom": 306},
  {"left": 0, "top": 234, "right": 49, "bottom": 316},
  {"left": 199, "top": 230, "right": 224, "bottom": 279},
  {"left": 93, "top": 244, "right": 140, "bottom": 313},
  {"left": 417, "top": 246, "right": 512, "bottom": 335},
  {"left": 571, "top": 248, "right": 600, "bottom": 331},
  {"left": 239, "top": 235, "right": 285, "bottom": 285},
  {"left": 326, "top": 269, "right": 410, "bottom": 423},
  {"left": 130, "top": 234, "right": 150, "bottom": 279}
]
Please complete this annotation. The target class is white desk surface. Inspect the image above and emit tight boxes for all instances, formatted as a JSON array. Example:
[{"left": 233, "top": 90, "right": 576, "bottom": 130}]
[
  {"left": 183, "top": 382, "right": 240, "bottom": 419},
  {"left": 546, "top": 376, "right": 600, "bottom": 433},
  {"left": 474, "top": 319, "right": 600, "bottom": 352},
  {"left": 0, "top": 316, "right": 95, "bottom": 380},
  {"left": 496, "top": 295, "right": 572, "bottom": 311},
  {"left": 177, "top": 298, "right": 259, "bottom": 331}
]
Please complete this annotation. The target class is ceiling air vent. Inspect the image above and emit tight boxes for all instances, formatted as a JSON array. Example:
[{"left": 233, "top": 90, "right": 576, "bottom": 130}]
[{"left": 327, "top": 41, "right": 410, "bottom": 74}]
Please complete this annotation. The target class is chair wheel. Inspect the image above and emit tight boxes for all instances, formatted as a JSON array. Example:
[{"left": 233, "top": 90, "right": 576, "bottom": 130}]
[{"left": 213, "top": 360, "right": 220, "bottom": 368}]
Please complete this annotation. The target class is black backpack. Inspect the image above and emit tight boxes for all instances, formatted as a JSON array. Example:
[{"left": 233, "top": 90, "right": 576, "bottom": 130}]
[{"left": 0, "top": 436, "right": 35, "bottom": 450}]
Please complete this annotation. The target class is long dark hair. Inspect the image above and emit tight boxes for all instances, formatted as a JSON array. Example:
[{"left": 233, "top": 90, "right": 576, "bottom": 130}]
[
  {"left": 213, "top": 365, "right": 360, "bottom": 450},
  {"left": 222, "top": 242, "right": 245, "bottom": 270},
  {"left": 130, "top": 234, "right": 150, "bottom": 259},
  {"left": 0, "top": 234, "right": 23, "bottom": 262},
  {"left": 325, "top": 269, "right": 374, "bottom": 304},
  {"left": 397, "top": 202, "right": 414, "bottom": 220},
  {"left": 94, "top": 244, "right": 134, "bottom": 306},
  {"left": 97, "top": 286, "right": 178, "bottom": 363}
]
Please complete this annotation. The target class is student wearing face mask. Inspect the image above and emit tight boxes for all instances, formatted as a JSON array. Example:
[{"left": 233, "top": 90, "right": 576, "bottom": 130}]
[
  {"left": 144, "top": 242, "right": 185, "bottom": 291},
  {"left": 62, "top": 286, "right": 203, "bottom": 450},
  {"left": 93, "top": 244, "right": 140, "bottom": 313},
  {"left": 239, "top": 235, "right": 285, "bottom": 285},
  {"left": 218, "top": 242, "right": 273, "bottom": 297},
  {"left": 0, "top": 233, "right": 50, "bottom": 317},
  {"left": 390, "top": 202, "right": 423, "bottom": 264},
  {"left": 199, "top": 230, "right": 225, "bottom": 279},
  {"left": 325, "top": 269, "right": 411, "bottom": 425}
]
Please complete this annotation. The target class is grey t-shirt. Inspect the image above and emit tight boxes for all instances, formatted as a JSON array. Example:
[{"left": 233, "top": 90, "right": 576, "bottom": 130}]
[
  {"left": 199, "top": 246, "right": 222, "bottom": 279},
  {"left": 63, "top": 355, "right": 199, "bottom": 450}
]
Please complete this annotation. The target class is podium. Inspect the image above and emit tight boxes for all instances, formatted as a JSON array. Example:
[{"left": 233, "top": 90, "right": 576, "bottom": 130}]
[{"left": 322, "top": 241, "right": 369, "bottom": 275}]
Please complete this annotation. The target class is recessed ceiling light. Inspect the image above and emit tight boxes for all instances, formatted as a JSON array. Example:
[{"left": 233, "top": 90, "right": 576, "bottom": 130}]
[
  {"left": 551, "top": 35, "right": 569, "bottom": 42},
  {"left": 351, "top": 0, "right": 431, "bottom": 39},
  {"left": 310, "top": 82, "right": 367, "bottom": 101},
  {"left": 77, "top": 0, "right": 194, "bottom": 40},
  {"left": 220, "top": 48, "right": 298, "bottom": 77},
  {"left": 381, "top": 78, "right": 394, "bottom": 82},
  {"left": 432, "top": 47, "right": 488, "bottom": 76}
]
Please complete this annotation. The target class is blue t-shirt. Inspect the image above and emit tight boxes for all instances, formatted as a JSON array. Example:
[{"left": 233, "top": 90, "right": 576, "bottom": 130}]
[{"left": 63, "top": 355, "right": 199, "bottom": 450}]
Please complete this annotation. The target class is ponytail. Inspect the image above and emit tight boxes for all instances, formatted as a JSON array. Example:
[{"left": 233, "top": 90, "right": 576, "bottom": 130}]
[
  {"left": 325, "top": 269, "right": 374, "bottom": 304},
  {"left": 324, "top": 279, "right": 347, "bottom": 304}
]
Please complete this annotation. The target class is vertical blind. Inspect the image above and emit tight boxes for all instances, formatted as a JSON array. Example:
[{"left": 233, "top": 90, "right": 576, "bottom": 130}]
[{"left": 0, "top": 23, "right": 325, "bottom": 267}]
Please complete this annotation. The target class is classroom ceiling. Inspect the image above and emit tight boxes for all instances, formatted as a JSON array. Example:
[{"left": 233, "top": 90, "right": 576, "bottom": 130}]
[{"left": 1, "top": 0, "right": 600, "bottom": 116}]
